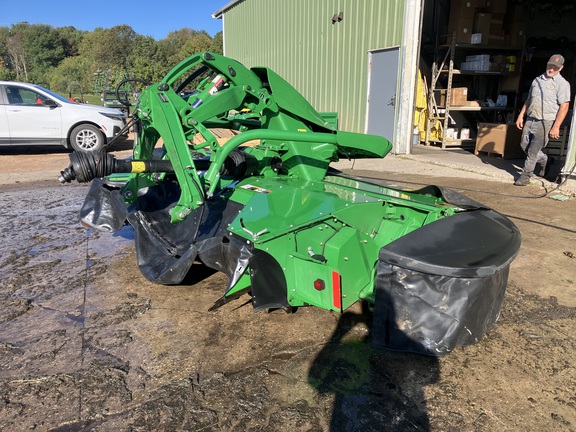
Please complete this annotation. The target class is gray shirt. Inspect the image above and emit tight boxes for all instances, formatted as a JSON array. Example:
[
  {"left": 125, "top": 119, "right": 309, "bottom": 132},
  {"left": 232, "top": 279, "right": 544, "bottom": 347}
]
[{"left": 526, "top": 73, "right": 571, "bottom": 121}]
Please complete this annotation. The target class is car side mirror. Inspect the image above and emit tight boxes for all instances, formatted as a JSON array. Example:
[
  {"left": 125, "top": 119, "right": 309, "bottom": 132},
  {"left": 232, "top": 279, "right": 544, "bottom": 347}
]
[{"left": 43, "top": 99, "right": 58, "bottom": 107}]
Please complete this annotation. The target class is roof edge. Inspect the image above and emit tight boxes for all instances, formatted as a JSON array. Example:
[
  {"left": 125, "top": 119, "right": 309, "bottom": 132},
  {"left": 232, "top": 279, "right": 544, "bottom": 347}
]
[{"left": 212, "top": 0, "right": 246, "bottom": 19}]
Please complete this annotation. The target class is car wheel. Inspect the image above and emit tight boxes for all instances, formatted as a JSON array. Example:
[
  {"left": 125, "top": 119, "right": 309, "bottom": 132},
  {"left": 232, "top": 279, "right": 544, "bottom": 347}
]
[{"left": 70, "top": 124, "right": 105, "bottom": 152}]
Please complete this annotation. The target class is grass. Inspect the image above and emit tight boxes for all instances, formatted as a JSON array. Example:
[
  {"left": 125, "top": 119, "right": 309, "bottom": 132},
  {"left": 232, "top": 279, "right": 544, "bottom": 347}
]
[
  {"left": 83, "top": 94, "right": 102, "bottom": 105},
  {"left": 70, "top": 93, "right": 136, "bottom": 107}
]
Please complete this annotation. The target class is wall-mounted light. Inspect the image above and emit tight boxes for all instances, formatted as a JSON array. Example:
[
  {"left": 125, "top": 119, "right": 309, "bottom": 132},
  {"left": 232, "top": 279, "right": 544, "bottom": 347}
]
[{"left": 331, "top": 11, "right": 344, "bottom": 24}]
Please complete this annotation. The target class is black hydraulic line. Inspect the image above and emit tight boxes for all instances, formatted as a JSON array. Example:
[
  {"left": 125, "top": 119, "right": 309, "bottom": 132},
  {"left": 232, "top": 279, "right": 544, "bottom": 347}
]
[
  {"left": 175, "top": 66, "right": 209, "bottom": 94},
  {"left": 115, "top": 78, "right": 152, "bottom": 108},
  {"left": 105, "top": 116, "right": 135, "bottom": 149}
]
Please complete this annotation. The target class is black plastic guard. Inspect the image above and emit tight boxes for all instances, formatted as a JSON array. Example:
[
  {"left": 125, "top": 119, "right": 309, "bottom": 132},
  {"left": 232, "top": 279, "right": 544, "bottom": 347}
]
[
  {"left": 124, "top": 181, "right": 250, "bottom": 285},
  {"left": 372, "top": 209, "right": 521, "bottom": 356},
  {"left": 79, "top": 178, "right": 128, "bottom": 232},
  {"left": 249, "top": 250, "right": 290, "bottom": 312}
]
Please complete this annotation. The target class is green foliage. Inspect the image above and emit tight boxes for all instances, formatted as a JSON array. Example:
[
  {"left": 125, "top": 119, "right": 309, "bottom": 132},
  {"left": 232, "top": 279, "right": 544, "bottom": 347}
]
[
  {"left": 0, "top": 22, "right": 223, "bottom": 91},
  {"left": 0, "top": 65, "right": 14, "bottom": 81},
  {"left": 57, "top": 26, "right": 86, "bottom": 57},
  {"left": 0, "top": 23, "right": 78, "bottom": 83},
  {"left": 22, "top": 24, "right": 66, "bottom": 83},
  {"left": 158, "top": 28, "right": 216, "bottom": 66},
  {"left": 127, "top": 35, "right": 167, "bottom": 84},
  {"left": 209, "top": 32, "right": 224, "bottom": 55},
  {"left": 91, "top": 66, "right": 131, "bottom": 93},
  {"left": 49, "top": 56, "right": 92, "bottom": 94},
  {"left": 80, "top": 25, "right": 136, "bottom": 69}
]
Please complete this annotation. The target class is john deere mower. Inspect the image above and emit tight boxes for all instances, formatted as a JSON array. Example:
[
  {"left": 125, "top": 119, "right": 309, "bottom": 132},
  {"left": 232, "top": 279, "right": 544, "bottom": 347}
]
[{"left": 59, "top": 52, "right": 520, "bottom": 355}]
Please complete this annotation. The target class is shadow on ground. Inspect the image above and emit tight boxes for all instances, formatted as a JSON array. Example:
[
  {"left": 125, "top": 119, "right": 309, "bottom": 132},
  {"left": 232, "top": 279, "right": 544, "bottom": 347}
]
[{"left": 309, "top": 303, "right": 439, "bottom": 431}]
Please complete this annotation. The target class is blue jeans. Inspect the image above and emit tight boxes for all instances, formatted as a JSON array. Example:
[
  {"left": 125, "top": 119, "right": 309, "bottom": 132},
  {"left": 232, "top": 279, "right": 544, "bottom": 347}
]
[{"left": 520, "top": 118, "right": 551, "bottom": 177}]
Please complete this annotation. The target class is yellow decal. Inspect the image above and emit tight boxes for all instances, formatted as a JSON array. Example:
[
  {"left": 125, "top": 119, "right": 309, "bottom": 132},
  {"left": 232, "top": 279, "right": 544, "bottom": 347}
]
[{"left": 131, "top": 161, "right": 146, "bottom": 173}]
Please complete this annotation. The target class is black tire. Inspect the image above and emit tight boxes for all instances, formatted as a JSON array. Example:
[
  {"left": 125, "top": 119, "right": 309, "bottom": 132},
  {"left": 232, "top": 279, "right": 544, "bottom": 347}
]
[{"left": 70, "top": 124, "right": 105, "bottom": 152}]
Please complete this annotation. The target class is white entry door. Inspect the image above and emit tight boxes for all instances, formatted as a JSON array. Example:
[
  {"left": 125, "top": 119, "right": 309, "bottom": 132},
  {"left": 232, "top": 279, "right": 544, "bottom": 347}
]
[{"left": 366, "top": 48, "right": 400, "bottom": 142}]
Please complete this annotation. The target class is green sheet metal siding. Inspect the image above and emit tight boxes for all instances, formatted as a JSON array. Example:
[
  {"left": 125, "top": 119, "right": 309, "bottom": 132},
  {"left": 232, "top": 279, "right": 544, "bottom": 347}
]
[{"left": 222, "top": 0, "right": 406, "bottom": 133}]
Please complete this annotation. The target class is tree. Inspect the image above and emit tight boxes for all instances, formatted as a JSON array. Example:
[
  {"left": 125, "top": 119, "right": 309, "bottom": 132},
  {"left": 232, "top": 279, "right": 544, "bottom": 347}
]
[
  {"left": 209, "top": 31, "right": 224, "bottom": 55},
  {"left": 128, "top": 35, "right": 167, "bottom": 83},
  {"left": 57, "top": 26, "right": 85, "bottom": 58},
  {"left": 22, "top": 24, "right": 67, "bottom": 83},
  {"left": 80, "top": 24, "right": 136, "bottom": 69},
  {"left": 6, "top": 29, "right": 27, "bottom": 81},
  {"left": 80, "top": 25, "right": 138, "bottom": 91},
  {"left": 0, "top": 27, "right": 14, "bottom": 80},
  {"left": 159, "top": 28, "right": 215, "bottom": 66},
  {"left": 0, "top": 22, "right": 223, "bottom": 90},
  {"left": 2, "top": 23, "right": 71, "bottom": 83},
  {"left": 49, "top": 55, "right": 92, "bottom": 94},
  {"left": 180, "top": 30, "right": 213, "bottom": 59}
]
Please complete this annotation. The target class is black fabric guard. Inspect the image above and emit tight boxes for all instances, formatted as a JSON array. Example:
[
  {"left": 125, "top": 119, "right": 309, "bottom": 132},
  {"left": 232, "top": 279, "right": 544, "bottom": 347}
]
[{"left": 372, "top": 209, "right": 520, "bottom": 356}]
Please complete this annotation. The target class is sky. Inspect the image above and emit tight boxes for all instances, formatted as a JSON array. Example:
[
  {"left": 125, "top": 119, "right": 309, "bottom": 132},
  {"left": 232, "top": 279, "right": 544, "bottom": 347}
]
[{"left": 1, "top": 0, "right": 226, "bottom": 39}]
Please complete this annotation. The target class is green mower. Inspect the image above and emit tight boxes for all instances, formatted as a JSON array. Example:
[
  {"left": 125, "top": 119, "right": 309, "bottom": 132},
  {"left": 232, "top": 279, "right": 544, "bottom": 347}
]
[{"left": 59, "top": 52, "right": 520, "bottom": 355}]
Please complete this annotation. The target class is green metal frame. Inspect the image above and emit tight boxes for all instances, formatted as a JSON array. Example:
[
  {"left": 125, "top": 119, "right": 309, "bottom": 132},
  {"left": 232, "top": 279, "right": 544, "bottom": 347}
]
[{"left": 120, "top": 52, "right": 458, "bottom": 312}]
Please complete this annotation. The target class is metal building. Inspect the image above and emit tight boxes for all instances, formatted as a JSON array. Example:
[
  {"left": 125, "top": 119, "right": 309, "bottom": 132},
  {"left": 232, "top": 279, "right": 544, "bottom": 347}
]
[
  {"left": 213, "top": 0, "right": 575, "bottom": 189},
  {"left": 213, "top": 0, "right": 422, "bottom": 155}
]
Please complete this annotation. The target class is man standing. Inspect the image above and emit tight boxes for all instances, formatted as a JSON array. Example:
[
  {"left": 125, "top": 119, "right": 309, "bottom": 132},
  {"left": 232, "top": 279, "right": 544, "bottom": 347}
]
[{"left": 514, "top": 54, "right": 571, "bottom": 186}]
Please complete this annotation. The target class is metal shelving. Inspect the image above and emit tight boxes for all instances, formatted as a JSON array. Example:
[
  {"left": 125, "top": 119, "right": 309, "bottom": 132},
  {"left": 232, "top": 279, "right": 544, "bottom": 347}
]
[{"left": 425, "top": 32, "right": 523, "bottom": 149}]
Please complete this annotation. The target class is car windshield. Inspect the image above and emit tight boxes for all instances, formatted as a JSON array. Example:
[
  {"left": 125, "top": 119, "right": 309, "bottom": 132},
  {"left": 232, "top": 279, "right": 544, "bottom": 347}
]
[{"left": 31, "top": 84, "right": 73, "bottom": 104}]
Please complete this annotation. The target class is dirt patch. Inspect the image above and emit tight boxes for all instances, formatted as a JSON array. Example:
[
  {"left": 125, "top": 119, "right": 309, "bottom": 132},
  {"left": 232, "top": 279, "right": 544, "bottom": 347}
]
[{"left": 0, "top": 149, "right": 575, "bottom": 431}]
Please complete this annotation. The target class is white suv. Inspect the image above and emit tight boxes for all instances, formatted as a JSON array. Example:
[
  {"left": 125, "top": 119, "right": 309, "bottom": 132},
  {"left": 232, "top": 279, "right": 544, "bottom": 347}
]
[{"left": 0, "top": 81, "right": 127, "bottom": 153}]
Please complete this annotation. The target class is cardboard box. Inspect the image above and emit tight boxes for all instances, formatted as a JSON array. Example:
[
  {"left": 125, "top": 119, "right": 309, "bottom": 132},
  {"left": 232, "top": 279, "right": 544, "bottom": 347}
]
[
  {"left": 474, "top": 13, "right": 491, "bottom": 33},
  {"left": 474, "top": 13, "right": 491, "bottom": 44},
  {"left": 508, "top": 21, "right": 527, "bottom": 47},
  {"left": 448, "top": 17, "right": 475, "bottom": 44},
  {"left": 488, "top": 34, "right": 504, "bottom": 46},
  {"left": 475, "top": 123, "right": 524, "bottom": 159},
  {"left": 486, "top": 0, "right": 507, "bottom": 14},
  {"left": 450, "top": 87, "right": 468, "bottom": 106},
  {"left": 490, "top": 17, "right": 505, "bottom": 36},
  {"left": 450, "top": 0, "right": 487, "bottom": 20},
  {"left": 506, "top": 4, "right": 527, "bottom": 23},
  {"left": 505, "top": 5, "right": 527, "bottom": 47},
  {"left": 434, "top": 88, "right": 468, "bottom": 107},
  {"left": 492, "top": 54, "right": 506, "bottom": 64}
]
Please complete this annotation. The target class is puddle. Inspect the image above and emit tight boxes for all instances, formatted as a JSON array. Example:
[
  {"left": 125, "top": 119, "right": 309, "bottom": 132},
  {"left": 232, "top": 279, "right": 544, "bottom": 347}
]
[
  {"left": 0, "top": 185, "right": 134, "bottom": 283},
  {"left": 86, "top": 224, "right": 135, "bottom": 259}
]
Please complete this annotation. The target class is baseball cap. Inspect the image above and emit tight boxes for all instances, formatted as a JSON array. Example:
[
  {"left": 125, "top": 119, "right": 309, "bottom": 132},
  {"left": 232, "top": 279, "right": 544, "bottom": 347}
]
[{"left": 548, "top": 54, "right": 565, "bottom": 67}]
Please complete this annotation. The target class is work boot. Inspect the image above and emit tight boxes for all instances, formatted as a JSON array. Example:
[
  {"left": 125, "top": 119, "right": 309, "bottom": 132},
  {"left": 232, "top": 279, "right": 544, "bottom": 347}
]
[
  {"left": 543, "top": 156, "right": 555, "bottom": 180},
  {"left": 514, "top": 175, "right": 530, "bottom": 186}
]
